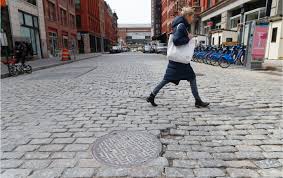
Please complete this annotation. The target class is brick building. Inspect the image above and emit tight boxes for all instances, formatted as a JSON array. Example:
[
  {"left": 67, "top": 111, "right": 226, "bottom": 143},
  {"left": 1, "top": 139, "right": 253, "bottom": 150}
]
[
  {"left": 76, "top": 0, "right": 100, "bottom": 53},
  {"left": 1, "top": 0, "right": 13, "bottom": 57},
  {"left": 75, "top": 0, "right": 118, "bottom": 53},
  {"left": 160, "top": 0, "right": 201, "bottom": 36},
  {"left": 43, "top": 0, "right": 77, "bottom": 56},
  {"left": 103, "top": 2, "right": 118, "bottom": 51},
  {"left": 151, "top": 0, "right": 162, "bottom": 38}
]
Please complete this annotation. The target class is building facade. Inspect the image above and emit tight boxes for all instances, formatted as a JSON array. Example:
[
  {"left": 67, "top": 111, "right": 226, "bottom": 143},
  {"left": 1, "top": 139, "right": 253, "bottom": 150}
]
[
  {"left": 160, "top": 0, "right": 201, "bottom": 36},
  {"left": 118, "top": 24, "right": 151, "bottom": 47},
  {"left": 75, "top": 0, "right": 118, "bottom": 53},
  {"left": 151, "top": 0, "right": 162, "bottom": 38},
  {"left": 7, "top": 0, "right": 48, "bottom": 58},
  {"left": 75, "top": 0, "right": 101, "bottom": 53},
  {"left": 265, "top": 0, "right": 283, "bottom": 60},
  {"left": 43, "top": 0, "right": 77, "bottom": 56},
  {"left": 199, "top": 0, "right": 282, "bottom": 59},
  {"left": 103, "top": 2, "right": 118, "bottom": 51},
  {"left": 1, "top": 0, "right": 13, "bottom": 57}
]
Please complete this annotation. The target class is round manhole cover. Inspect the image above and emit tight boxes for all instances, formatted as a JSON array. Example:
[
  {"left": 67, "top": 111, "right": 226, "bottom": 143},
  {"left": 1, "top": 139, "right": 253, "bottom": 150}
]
[{"left": 92, "top": 131, "right": 162, "bottom": 167}]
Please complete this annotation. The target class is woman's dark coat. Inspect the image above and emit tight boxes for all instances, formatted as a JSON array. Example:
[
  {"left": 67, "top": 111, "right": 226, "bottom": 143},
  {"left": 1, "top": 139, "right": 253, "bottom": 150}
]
[{"left": 163, "top": 16, "right": 196, "bottom": 85}]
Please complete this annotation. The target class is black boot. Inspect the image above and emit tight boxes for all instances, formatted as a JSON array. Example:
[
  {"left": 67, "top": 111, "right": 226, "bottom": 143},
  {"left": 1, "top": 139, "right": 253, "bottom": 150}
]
[
  {"left": 146, "top": 93, "right": 158, "bottom": 107},
  {"left": 195, "top": 99, "right": 210, "bottom": 108}
]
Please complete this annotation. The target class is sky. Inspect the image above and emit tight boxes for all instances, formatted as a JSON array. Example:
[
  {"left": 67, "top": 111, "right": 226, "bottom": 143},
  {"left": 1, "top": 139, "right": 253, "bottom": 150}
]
[{"left": 105, "top": 0, "right": 151, "bottom": 24}]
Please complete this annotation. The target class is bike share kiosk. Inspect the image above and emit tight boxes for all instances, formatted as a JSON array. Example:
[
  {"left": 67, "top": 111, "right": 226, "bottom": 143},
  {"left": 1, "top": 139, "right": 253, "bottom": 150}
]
[{"left": 244, "top": 20, "right": 269, "bottom": 70}]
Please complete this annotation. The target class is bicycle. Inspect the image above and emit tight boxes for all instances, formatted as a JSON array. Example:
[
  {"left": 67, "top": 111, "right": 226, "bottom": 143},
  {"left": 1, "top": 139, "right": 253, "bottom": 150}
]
[
  {"left": 2, "top": 58, "right": 32, "bottom": 76},
  {"left": 219, "top": 45, "right": 246, "bottom": 68},
  {"left": 15, "top": 63, "right": 32, "bottom": 75}
]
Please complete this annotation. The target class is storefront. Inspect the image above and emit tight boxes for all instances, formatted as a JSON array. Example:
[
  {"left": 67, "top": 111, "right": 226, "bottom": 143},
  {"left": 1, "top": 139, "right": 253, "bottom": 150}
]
[
  {"left": 18, "top": 11, "right": 42, "bottom": 57},
  {"left": 7, "top": 0, "right": 48, "bottom": 59}
]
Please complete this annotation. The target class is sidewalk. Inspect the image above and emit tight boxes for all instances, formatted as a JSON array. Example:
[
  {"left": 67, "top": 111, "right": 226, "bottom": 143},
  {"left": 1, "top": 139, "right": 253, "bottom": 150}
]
[
  {"left": 262, "top": 59, "right": 283, "bottom": 72},
  {"left": 1, "top": 53, "right": 102, "bottom": 78}
]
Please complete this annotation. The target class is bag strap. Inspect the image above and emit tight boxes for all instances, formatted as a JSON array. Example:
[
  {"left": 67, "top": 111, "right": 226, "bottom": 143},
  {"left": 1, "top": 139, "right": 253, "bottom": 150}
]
[
  {"left": 177, "top": 23, "right": 183, "bottom": 30},
  {"left": 176, "top": 23, "right": 188, "bottom": 33}
]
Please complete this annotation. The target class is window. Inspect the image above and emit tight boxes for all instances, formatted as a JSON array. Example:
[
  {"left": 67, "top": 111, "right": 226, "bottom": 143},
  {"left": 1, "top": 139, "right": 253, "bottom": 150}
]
[
  {"left": 19, "top": 11, "right": 38, "bottom": 28},
  {"left": 207, "top": 0, "right": 211, "bottom": 8},
  {"left": 259, "top": 10, "right": 266, "bottom": 18},
  {"left": 24, "top": 0, "right": 36, "bottom": 6},
  {"left": 19, "top": 12, "right": 24, "bottom": 25},
  {"left": 70, "top": 14, "right": 75, "bottom": 28},
  {"left": 271, "top": 27, "right": 277, "bottom": 43},
  {"left": 245, "top": 8, "right": 266, "bottom": 22},
  {"left": 48, "top": 2, "right": 56, "bottom": 21},
  {"left": 230, "top": 15, "right": 240, "bottom": 29},
  {"left": 246, "top": 11, "right": 258, "bottom": 22},
  {"left": 226, "top": 38, "right": 233, "bottom": 42},
  {"left": 76, "top": 15, "right": 81, "bottom": 28},
  {"left": 24, "top": 14, "right": 33, "bottom": 26},
  {"left": 33, "top": 16, "right": 38, "bottom": 27},
  {"left": 49, "top": 32, "right": 58, "bottom": 55},
  {"left": 75, "top": 0, "right": 80, "bottom": 10},
  {"left": 63, "top": 36, "right": 68, "bottom": 48},
  {"left": 60, "top": 9, "right": 67, "bottom": 25},
  {"left": 18, "top": 11, "right": 40, "bottom": 55}
]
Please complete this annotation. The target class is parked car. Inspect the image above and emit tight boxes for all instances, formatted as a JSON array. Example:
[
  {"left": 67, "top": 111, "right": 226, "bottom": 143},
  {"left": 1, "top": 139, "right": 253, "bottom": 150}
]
[
  {"left": 110, "top": 46, "right": 121, "bottom": 54},
  {"left": 151, "top": 44, "right": 157, "bottom": 53},
  {"left": 122, "top": 47, "right": 130, "bottom": 52},
  {"left": 156, "top": 43, "right": 167, "bottom": 55},
  {"left": 143, "top": 45, "right": 154, "bottom": 53}
]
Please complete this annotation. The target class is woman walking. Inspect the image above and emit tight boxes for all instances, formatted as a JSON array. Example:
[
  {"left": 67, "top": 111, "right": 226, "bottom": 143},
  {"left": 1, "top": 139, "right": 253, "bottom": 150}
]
[{"left": 146, "top": 6, "right": 209, "bottom": 108}]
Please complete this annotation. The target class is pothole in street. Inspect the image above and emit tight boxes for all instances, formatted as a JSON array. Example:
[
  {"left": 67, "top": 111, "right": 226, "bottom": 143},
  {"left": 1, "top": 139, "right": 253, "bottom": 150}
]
[{"left": 92, "top": 131, "right": 162, "bottom": 167}]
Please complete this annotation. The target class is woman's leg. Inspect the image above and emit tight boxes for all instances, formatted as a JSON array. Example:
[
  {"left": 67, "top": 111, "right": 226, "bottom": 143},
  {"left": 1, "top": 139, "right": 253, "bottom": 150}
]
[
  {"left": 188, "top": 78, "right": 201, "bottom": 100},
  {"left": 188, "top": 78, "right": 210, "bottom": 108},
  {"left": 152, "top": 79, "right": 170, "bottom": 96},
  {"left": 147, "top": 79, "right": 170, "bottom": 107}
]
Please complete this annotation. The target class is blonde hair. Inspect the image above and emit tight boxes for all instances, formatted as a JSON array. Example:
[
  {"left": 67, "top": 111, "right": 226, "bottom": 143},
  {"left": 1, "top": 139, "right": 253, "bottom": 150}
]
[{"left": 181, "top": 6, "right": 194, "bottom": 16}]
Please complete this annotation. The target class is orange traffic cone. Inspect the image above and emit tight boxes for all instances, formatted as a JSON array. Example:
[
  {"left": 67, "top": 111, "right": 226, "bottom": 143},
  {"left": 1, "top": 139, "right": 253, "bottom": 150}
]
[{"left": 61, "top": 48, "right": 71, "bottom": 61}]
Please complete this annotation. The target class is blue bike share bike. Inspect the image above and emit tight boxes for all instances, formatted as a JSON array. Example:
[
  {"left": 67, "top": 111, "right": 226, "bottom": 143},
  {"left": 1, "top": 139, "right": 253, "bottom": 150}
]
[{"left": 192, "top": 44, "right": 246, "bottom": 68}]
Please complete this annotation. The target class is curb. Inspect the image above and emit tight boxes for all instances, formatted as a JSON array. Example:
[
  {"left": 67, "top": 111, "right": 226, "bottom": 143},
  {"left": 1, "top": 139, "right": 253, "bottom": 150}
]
[{"left": 1, "top": 54, "right": 102, "bottom": 79}]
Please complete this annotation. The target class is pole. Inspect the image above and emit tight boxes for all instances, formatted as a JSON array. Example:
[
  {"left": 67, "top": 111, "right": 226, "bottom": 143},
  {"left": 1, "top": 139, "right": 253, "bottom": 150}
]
[
  {"left": 245, "top": 21, "right": 253, "bottom": 68},
  {"left": 239, "top": 5, "right": 245, "bottom": 44}
]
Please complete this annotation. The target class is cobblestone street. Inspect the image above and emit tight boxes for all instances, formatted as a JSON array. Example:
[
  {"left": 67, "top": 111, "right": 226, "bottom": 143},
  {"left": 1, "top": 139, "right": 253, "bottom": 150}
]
[{"left": 1, "top": 53, "right": 283, "bottom": 177}]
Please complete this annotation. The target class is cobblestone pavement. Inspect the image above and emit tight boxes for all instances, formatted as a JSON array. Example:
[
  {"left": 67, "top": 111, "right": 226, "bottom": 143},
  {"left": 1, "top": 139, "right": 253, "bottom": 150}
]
[{"left": 1, "top": 53, "right": 283, "bottom": 178}]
